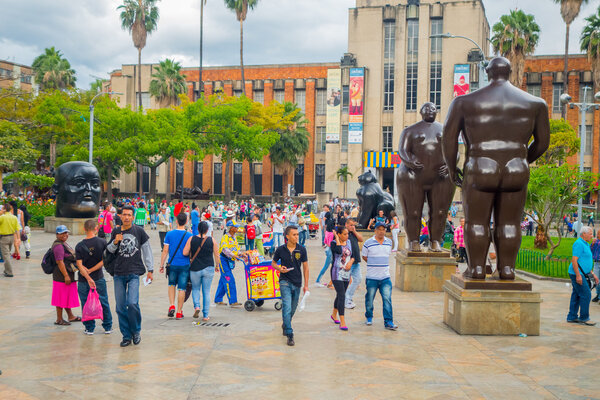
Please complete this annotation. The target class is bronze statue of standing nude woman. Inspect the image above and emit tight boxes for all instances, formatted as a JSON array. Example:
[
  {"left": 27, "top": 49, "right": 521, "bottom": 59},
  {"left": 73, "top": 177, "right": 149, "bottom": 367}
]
[
  {"left": 442, "top": 57, "right": 550, "bottom": 280},
  {"left": 396, "top": 102, "right": 455, "bottom": 253}
]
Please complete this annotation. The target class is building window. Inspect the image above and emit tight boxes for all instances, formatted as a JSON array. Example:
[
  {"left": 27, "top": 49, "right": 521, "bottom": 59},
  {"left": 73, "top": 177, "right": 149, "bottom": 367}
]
[
  {"left": 383, "top": 127, "right": 393, "bottom": 152},
  {"left": 552, "top": 84, "right": 563, "bottom": 114},
  {"left": 0, "top": 68, "right": 11, "bottom": 77},
  {"left": 342, "top": 85, "right": 350, "bottom": 113},
  {"left": 316, "top": 89, "right": 327, "bottom": 115},
  {"left": 383, "top": 20, "right": 396, "bottom": 111},
  {"left": 341, "top": 125, "right": 348, "bottom": 152},
  {"left": 253, "top": 90, "right": 264, "bottom": 105},
  {"left": 580, "top": 85, "right": 594, "bottom": 114},
  {"left": 581, "top": 125, "right": 593, "bottom": 155},
  {"left": 273, "top": 166, "right": 283, "bottom": 194},
  {"left": 253, "top": 163, "right": 262, "bottom": 195},
  {"left": 315, "top": 164, "right": 326, "bottom": 192},
  {"left": 20, "top": 75, "right": 32, "bottom": 84},
  {"left": 406, "top": 19, "right": 419, "bottom": 111},
  {"left": 295, "top": 89, "right": 306, "bottom": 113},
  {"left": 213, "top": 162, "right": 222, "bottom": 194},
  {"left": 194, "top": 161, "right": 203, "bottom": 189},
  {"left": 294, "top": 164, "right": 304, "bottom": 194},
  {"left": 429, "top": 18, "right": 443, "bottom": 109},
  {"left": 233, "top": 90, "right": 242, "bottom": 98},
  {"left": 233, "top": 162, "right": 243, "bottom": 194},
  {"left": 316, "top": 126, "right": 326, "bottom": 153},
  {"left": 527, "top": 85, "right": 541, "bottom": 98},
  {"left": 274, "top": 90, "right": 285, "bottom": 103},
  {"left": 141, "top": 92, "right": 151, "bottom": 110}
]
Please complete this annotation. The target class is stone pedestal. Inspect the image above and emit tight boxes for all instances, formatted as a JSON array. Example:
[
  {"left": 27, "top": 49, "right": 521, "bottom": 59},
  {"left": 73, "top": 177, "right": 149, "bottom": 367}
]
[
  {"left": 395, "top": 250, "right": 457, "bottom": 292},
  {"left": 44, "top": 217, "right": 89, "bottom": 235},
  {"left": 443, "top": 274, "right": 541, "bottom": 336}
]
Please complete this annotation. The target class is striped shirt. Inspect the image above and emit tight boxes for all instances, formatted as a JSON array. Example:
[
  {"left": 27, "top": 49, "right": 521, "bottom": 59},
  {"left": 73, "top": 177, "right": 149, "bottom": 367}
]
[{"left": 361, "top": 236, "right": 392, "bottom": 280}]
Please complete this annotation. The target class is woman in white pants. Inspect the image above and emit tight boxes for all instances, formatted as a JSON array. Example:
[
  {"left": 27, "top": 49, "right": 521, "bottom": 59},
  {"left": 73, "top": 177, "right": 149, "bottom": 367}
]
[{"left": 390, "top": 211, "right": 400, "bottom": 252}]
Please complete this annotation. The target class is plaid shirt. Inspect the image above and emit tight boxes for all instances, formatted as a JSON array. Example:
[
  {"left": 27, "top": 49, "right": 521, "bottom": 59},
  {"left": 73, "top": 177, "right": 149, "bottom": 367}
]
[
  {"left": 454, "top": 225, "right": 465, "bottom": 248},
  {"left": 591, "top": 239, "right": 600, "bottom": 262}
]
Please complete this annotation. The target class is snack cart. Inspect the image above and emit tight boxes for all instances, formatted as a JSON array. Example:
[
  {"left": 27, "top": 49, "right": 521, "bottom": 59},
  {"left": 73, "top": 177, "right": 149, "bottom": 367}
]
[{"left": 243, "top": 254, "right": 282, "bottom": 312}]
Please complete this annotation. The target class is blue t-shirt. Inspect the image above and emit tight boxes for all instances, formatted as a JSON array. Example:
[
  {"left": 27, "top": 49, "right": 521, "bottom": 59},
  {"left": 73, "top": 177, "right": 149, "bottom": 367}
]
[
  {"left": 164, "top": 229, "right": 192, "bottom": 267},
  {"left": 568, "top": 237, "right": 593, "bottom": 275}
]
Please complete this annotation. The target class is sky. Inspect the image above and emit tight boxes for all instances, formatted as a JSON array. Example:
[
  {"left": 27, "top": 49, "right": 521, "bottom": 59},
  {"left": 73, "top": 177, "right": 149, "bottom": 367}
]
[{"left": 0, "top": 0, "right": 598, "bottom": 89}]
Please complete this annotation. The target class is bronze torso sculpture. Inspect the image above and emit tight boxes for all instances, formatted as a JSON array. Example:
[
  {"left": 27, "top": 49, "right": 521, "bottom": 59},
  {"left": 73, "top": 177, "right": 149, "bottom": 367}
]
[
  {"left": 442, "top": 57, "right": 550, "bottom": 280},
  {"left": 396, "top": 102, "right": 455, "bottom": 252},
  {"left": 355, "top": 170, "right": 395, "bottom": 229},
  {"left": 52, "top": 161, "right": 101, "bottom": 218}
]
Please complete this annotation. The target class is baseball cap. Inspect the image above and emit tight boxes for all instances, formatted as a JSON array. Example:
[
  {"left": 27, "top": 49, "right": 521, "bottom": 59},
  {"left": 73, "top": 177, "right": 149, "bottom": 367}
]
[
  {"left": 374, "top": 221, "right": 387, "bottom": 229},
  {"left": 56, "top": 225, "right": 70, "bottom": 234},
  {"left": 226, "top": 211, "right": 235, "bottom": 218},
  {"left": 226, "top": 220, "right": 238, "bottom": 228}
]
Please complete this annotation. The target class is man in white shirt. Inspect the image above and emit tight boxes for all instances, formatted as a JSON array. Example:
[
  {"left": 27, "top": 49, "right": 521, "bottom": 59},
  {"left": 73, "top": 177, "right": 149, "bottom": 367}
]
[{"left": 272, "top": 207, "right": 285, "bottom": 248}]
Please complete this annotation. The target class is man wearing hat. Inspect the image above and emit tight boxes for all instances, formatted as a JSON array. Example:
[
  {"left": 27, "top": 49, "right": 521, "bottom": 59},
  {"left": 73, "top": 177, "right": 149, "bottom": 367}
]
[
  {"left": 0, "top": 203, "right": 20, "bottom": 277},
  {"left": 214, "top": 220, "right": 244, "bottom": 306}
]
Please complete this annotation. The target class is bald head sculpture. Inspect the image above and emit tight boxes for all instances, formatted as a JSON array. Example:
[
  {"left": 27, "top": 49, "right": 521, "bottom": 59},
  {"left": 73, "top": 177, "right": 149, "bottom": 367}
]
[{"left": 52, "top": 161, "right": 101, "bottom": 218}]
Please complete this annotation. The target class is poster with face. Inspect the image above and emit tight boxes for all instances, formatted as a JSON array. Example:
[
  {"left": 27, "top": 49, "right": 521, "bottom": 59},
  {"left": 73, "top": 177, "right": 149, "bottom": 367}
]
[
  {"left": 453, "top": 64, "right": 471, "bottom": 98},
  {"left": 349, "top": 67, "right": 364, "bottom": 144}
]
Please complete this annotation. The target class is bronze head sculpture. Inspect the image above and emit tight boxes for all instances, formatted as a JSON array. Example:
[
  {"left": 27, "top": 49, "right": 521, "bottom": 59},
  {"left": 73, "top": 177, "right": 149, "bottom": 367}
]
[
  {"left": 442, "top": 57, "right": 550, "bottom": 280},
  {"left": 396, "top": 102, "right": 455, "bottom": 252},
  {"left": 355, "top": 170, "right": 395, "bottom": 229},
  {"left": 53, "top": 161, "right": 101, "bottom": 218}
]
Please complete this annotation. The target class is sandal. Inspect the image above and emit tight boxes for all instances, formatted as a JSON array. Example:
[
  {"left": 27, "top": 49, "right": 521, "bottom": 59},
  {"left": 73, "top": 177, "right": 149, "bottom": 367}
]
[
  {"left": 54, "top": 320, "right": 71, "bottom": 326},
  {"left": 202, "top": 317, "right": 210, "bottom": 321},
  {"left": 68, "top": 316, "right": 82, "bottom": 322}
]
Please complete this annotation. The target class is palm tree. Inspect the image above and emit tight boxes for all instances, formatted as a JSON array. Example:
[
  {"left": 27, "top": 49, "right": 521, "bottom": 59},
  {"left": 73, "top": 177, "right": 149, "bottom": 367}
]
[
  {"left": 149, "top": 59, "right": 187, "bottom": 107},
  {"left": 581, "top": 6, "right": 600, "bottom": 90},
  {"left": 118, "top": 0, "right": 160, "bottom": 111},
  {"left": 555, "top": 0, "right": 589, "bottom": 118},
  {"left": 31, "top": 47, "right": 76, "bottom": 90},
  {"left": 491, "top": 9, "right": 540, "bottom": 88},
  {"left": 223, "top": 0, "right": 259, "bottom": 96},
  {"left": 336, "top": 166, "right": 353, "bottom": 199}
]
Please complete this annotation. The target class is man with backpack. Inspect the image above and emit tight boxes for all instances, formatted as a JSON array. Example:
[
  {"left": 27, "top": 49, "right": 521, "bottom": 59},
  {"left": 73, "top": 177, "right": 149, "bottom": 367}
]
[
  {"left": 75, "top": 219, "right": 113, "bottom": 335},
  {"left": 245, "top": 217, "right": 256, "bottom": 251}
]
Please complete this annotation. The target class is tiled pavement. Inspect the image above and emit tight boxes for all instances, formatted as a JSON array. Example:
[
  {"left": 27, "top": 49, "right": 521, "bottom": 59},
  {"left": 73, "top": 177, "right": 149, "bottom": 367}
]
[{"left": 0, "top": 229, "right": 598, "bottom": 400}]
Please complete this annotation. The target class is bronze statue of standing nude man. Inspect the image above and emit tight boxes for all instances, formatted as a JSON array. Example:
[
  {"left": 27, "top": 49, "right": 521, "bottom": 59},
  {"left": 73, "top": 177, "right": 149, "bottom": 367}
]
[
  {"left": 396, "top": 102, "right": 455, "bottom": 253},
  {"left": 442, "top": 57, "right": 550, "bottom": 280}
]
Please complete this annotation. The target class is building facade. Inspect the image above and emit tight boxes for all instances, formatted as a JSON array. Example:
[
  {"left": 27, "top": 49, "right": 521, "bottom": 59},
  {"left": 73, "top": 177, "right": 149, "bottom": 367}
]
[{"left": 0, "top": 60, "right": 36, "bottom": 92}]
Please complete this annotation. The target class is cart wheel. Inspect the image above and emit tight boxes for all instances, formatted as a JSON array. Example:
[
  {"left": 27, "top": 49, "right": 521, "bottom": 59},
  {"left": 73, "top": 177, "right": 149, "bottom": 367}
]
[
  {"left": 274, "top": 301, "right": 282, "bottom": 310},
  {"left": 244, "top": 300, "right": 256, "bottom": 312},
  {"left": 255, "top": 300, "right": 264, "bottom": 307}
]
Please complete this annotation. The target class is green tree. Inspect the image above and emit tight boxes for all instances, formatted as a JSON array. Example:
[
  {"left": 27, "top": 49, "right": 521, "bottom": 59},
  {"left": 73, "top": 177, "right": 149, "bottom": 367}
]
[
  {"left": 491, "top": 9, "right": 540, "bottom": 87},
  {"left": 554, "top": 0, "right": 589, "bottom": 118},
  {"left": 581, "top": 6, "right": 600, "bottom": 90},
  {"left": 31, "top": 47, "right": 76, "bottom": 90},
  {"left": 526, "top": 164, "right": 597, "bottom": 256},
  {"left": 118, "top": 0, "right": 160, "bottom": 111},
  {"left": 536, "top": 118, "right": 580, "bottom": 165},
  {"left": 149, "top": 58, "right": 187, "bottom": 107},
  {"left": 90, "top": 79, "right": 107, "bottom": 94},
  {"left": 336, "top": 166, "right": 353, "bottom": 199},
  {"left": 223, "top": 0, "right": 259, "bottom": 96},
  {"left": 0, "top": 120, "right": 39, "bottom": 189}
]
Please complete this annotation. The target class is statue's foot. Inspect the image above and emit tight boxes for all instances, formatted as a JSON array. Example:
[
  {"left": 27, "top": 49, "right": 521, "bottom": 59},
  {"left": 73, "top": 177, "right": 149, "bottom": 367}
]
[
  {"left": 463, "top": 265, "right": 486, "bottom": 280},
  {"left": 498, "top": 266, "right": 516, "bottom": 280},
  {"left": 429, "top": 240, "right": 442, "bottom": 252},
  {"left": 409, "top": 241, "right": 421, "bottom": 252}
]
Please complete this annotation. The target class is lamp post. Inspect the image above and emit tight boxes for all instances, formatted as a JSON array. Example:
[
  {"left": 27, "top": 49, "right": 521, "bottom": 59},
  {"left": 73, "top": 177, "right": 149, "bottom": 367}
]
[
  {"left": 430, "top": 32, "right": 488, "bottom": 88},
  {"left": 560, "top": 88, "right": 600, "bottom": 233},
  {"left": 89, "top": 91, "right": 122, "bottom": 164}
]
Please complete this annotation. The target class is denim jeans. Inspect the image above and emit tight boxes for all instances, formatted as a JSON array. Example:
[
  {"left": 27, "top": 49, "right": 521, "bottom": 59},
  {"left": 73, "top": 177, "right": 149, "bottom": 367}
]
[
  {"left": 316, "top": 247, "right": 332, "bottom": 283},
  {"left": 273, "top": 232, "right": 284, "bottom": 248},
  {"left": 568, "top": 273, "right": 592, "bottom": 322},
  {"left": 114, "top": 274, "right": 142, "bottom": 340},
  {"left": 167, "top": 264, "right": 190, "bottom": 290},
  {"left": 78, "top": 278, "right": 113, "bottom": 332},
  {"left": 299, "top": 230, "right": 307, "bottom": 246},
  {"left": 321, "top": 227, "right": 325, "bottom": 246},
  {"left": 246, "top": 238, "right": 255, "bottom": 251},
  {"left": 594, "top": 261, "right": 600, "bottom": 297},
  {"left": 345, "top": 263, "right": 361, "bottom": 302},
  {"left": 391, "top": 228, "right": 400, "bottom": 251},
  {"left": 365, "top": 278, "right": 394, "bottom": 325},
  {"left": 280, "top": 280, "right": 301, "bottom": 336},
  {"left": 190, "top": 268, "right": 215, "bottom": 318}
]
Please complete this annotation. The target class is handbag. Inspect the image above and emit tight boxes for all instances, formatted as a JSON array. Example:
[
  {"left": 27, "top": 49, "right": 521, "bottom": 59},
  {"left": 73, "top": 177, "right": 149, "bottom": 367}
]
[
  {"left": 578, "top": 264, "right": 597, "bottom": 290},
  {"left": 165, "top": 230, "right": 187, "bottom": 278},
  {"left": 20, "top": 231, "right": 27, "bottom": 242}
]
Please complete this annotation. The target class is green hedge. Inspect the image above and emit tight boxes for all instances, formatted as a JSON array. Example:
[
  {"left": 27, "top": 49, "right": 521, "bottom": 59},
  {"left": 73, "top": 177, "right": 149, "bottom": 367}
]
[{"left": 12, "top": 200, "right": 55, "bottom": 227}]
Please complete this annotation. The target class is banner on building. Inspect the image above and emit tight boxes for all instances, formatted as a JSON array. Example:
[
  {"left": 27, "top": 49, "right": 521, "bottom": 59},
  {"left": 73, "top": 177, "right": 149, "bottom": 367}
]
[
  {"left": 348, "top": 67, "right": 364, "bottom": 144},
  {"left": 326, "top": 69, "right": 341, "bottom": 143},
  {"left": 453, "top": 64, "right": 470, "bottom": 97},
  {"left": 364, "top": 151, "right": 401, "bottom": 168}
]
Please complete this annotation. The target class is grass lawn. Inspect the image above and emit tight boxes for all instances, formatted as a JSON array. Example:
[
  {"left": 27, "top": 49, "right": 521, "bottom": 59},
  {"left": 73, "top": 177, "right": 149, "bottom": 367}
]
[{"left": 519, "top": 236, "right": 576, "bottom": 259}]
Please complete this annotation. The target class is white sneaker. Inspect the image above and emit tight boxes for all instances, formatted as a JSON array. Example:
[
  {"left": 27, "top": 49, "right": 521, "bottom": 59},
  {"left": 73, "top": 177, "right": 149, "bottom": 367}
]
[
  {"left": 104, "top": 329, "right": 112, "bottom": 335},
  {"left": 84, "top": 330, "right": 94, "bottom": 335},
  {"left": 345, "top": 301, "right": 356, "bottom": 309}
]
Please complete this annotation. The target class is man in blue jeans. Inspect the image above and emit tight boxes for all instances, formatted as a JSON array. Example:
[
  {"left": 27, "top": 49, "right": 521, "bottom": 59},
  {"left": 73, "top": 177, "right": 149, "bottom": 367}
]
[
  {"left": 361, "top": 222, "right": 398, "bottom": 330},
  {"left": 107, "top": 205, "right": 154, "bottom": 347},
  {"left": 272, "top": 225, "right": 309, "bottom": 346},
  {"left": 567, "top": 226, "right": 598, "bottom": 325}
]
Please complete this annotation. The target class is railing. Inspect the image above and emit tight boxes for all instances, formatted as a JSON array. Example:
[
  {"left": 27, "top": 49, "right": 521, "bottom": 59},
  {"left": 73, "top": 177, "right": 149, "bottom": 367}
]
[{"left": 515, "top": 249, "right": 570, "bottom": 279}]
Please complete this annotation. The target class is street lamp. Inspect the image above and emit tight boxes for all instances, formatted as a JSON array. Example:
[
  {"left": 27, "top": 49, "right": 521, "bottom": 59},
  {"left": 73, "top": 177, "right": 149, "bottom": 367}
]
[
  {"left": 89, "top": 91, "right": 122, "bottom": 164},
  {"left": 430, "top": 32, "right": 488, "bottom": 88},
  {"left": 560, "top": 87, "right": 600, "bottom": 233}
]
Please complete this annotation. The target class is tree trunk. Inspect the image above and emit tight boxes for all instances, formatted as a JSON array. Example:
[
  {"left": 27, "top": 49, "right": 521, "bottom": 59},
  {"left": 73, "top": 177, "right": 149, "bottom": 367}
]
[
  {"left": 224, "top": 156, "right": 232, "bottom": 202},
  {"left": 138, "top": 48, "right": 143, "bottom": 111},
  {"left": 106, "top": 163, "right": 113, "bottom": 205},
  {"left": 150, "top": 165, "right": 157, "bottom": 200},
  {"left": 240, "top": 19, "right": 246, "bottom": 96},
  {"left": 562, "top": 23, "right": 570, "bottom": 119},
  {"left": 49, "top": 140, "right": 56, "bottom": 167},
  {"left": 249, "top": 161, "right": 255, "bottom": 197},
  {"left": 534, "top": 224, "right": 548, "bottom": 249},
  {"left": 166, "top": 157, "right": 172, "bottom": 201}
]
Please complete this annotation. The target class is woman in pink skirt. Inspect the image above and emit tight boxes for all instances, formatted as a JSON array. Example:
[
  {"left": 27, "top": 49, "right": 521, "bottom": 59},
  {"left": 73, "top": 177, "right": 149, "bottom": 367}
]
[{"left": 52, "top": 225, "right": 85, "bottom": 325}]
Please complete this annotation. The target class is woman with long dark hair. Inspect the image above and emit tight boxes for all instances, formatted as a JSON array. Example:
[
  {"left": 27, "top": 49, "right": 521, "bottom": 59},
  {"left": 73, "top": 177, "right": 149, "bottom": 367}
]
[
  {"left": 330, "top": 226, "right": 354, "bottom": 331},
  {"left": 18, "top": 204, "right": 31, "bottom": 259},
  {"left": 315, "top": 212, "right": 336, "bottom": 286}
]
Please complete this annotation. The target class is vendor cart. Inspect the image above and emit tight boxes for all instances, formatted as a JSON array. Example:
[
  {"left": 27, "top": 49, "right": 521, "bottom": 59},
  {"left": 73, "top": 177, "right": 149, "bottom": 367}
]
[{"left": 243, "top": 259, "right": 282, "bottom": 312}]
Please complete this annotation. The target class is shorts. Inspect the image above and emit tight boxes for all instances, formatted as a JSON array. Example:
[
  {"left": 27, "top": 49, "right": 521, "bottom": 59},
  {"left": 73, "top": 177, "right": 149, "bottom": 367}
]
[{"left": 168, "top": 264, "right": 190, "bottom": 290}]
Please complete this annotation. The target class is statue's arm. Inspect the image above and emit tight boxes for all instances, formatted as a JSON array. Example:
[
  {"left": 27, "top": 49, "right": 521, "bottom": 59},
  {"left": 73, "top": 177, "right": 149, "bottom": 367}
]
[
  {"left": 398, "top": 129, "right": 422, "bottom": 170},
  {"left": 527, "top": 102, "right": 551, "bottom": 164},
  {"left": 442, "top": 99, "right": 463, "bottom": 185}
]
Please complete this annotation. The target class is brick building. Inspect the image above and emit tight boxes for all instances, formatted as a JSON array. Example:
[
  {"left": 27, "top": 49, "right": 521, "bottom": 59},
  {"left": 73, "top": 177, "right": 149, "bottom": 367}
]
[{"left": 0, "top": 60, "right": 36, "bottom": 92}]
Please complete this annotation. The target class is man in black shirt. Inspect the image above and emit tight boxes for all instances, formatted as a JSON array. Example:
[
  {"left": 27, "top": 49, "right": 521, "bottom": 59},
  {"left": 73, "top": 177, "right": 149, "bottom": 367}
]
[
  {"left": 272, "top": 225, "right": 309, "bottom": 346},
  {"left": 75, "top": 219, "right": 113, "bottom": 335}
]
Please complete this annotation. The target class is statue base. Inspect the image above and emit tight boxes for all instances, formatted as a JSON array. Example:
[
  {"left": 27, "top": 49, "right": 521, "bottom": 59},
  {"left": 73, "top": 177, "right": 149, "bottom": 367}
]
[
  {"left": 44, "top": 217, "right": 90, "bottom": 235},
  {"left": 443, "top": 274, "right": 541, "bottom": 336},
  {"left": 395, "top": 250, "right": 456, "bottom": 292}
]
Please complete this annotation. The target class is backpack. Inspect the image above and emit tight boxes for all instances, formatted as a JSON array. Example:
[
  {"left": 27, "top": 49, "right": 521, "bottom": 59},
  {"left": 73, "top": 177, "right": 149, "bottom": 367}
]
[
  {"left": 41, "top": 247, "right": 57, "bottom": 274},
  {"left": 246, "top": 224, "right": 256, "bottom": 240}
]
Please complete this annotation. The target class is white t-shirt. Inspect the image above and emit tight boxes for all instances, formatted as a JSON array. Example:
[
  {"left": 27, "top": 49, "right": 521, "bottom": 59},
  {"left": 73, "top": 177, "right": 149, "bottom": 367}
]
[
  {"left": 272, "top": 213, "right": 285, "bottom": 233},
  {"left": 206, "top": 220, "right": 214, "bottom": 237}
]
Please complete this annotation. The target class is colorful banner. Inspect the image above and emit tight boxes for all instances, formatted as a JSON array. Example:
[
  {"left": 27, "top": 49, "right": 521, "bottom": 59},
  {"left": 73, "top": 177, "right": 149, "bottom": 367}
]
[
  {"left": 453, "top": 64, "right": 470, "bottom": 97},
  {"left": 245, "top": 261, "right": 281, "bottom": 300},
  {"left": 348, "top": 67, "right": 364, "bottom": 144},
  {"left": 326, "top": 69, "right": 341, "bottom": 143},
  {"left": 363, "top": 152, "right": 401, "bottom": 168}
]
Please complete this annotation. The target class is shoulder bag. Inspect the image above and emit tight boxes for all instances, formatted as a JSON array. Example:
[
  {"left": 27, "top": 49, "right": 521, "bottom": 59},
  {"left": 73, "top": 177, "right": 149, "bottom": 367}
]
[{"left": 578, "top": 264, "right": 597, "bottom": 290}]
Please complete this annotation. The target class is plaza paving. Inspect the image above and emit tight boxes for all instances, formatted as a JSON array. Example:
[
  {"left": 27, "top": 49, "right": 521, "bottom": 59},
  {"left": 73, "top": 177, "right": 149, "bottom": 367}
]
[{"left": 0, "top": 228, "right": 599, "bottom": 400}]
